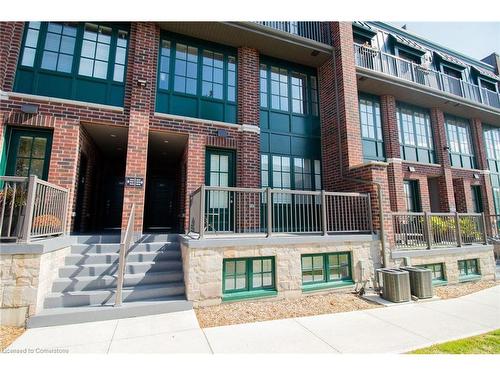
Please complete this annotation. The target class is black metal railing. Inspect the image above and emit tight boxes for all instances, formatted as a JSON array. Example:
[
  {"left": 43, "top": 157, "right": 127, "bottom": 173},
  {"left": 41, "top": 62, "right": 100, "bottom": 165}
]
[{"left": 254, "top": 21, "right": 331, "bottom": 45}]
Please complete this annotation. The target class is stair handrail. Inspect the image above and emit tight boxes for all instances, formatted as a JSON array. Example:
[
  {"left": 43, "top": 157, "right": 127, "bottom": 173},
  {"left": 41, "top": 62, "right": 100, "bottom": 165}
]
[{"left": 115, "top": 203, "right": 136, "bottom": 307}]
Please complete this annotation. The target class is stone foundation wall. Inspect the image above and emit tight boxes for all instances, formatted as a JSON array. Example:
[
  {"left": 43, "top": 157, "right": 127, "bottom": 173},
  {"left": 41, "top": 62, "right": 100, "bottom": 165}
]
[
  {"left": 392, "top": 247, "right": 496, "bottom": 284},
  {"left": 181, "top": 236, "right": 381, "bottom": 307},
  {"left": 0, "top": 246, "right": 70, "bottom": 326}
]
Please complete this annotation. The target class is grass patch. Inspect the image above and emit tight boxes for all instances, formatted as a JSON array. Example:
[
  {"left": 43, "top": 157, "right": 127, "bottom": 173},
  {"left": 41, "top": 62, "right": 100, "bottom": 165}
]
[{"left": 410, "top": 329, "right": 500, "bottom": 354}]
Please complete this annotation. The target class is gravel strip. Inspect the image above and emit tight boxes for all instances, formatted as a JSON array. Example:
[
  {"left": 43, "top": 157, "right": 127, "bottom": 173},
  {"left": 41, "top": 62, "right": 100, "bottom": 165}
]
[
  {"left": 1, "top": 326, "right": 25, "bottom": 352},
  {"left": 434, "top": 280, "right": 500, "bottom": 299},
  {"left": 195, "top": 292, "right": 380, "bottom": 328}
]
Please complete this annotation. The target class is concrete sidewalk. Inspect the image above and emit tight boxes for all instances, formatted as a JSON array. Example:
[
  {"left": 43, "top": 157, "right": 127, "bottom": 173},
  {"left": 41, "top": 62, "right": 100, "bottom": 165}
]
[{"left": 5, "top": 285, "right": 500, "bottom": 354}]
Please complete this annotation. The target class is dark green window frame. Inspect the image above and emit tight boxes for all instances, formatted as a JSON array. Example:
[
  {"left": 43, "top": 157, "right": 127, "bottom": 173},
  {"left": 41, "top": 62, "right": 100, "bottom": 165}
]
[
  {"left": 403, "top": 180, "right": 421, "bottom": 212},
  {"left": 260, "top": 154, "right": 322, "bottom": 191},
  {"left": 397, "top": 102, "right": 435, "bottom": 164},
  {"left": 420, "top": 263, "right": 446, "bottom": 285},
  {"left": 458, "top": 259, "right": 480, "bottom": 281},
  {"left": 156, "top": 33, "right": 237, "bottom": 123},
  {"left": 359, "top": 93, "right": 385, "bottom": 162},
  {"left": 484, "top": 125, "right": 500, "bottom": 215},
  {"left": 445, "top": 115, "right": 476, "bottom": 169},
  {"left": 14, "top": 22, "right": 129, "bottom": 107},
  {"left": 471, "top": 185, "right": 483, "bottom": 213},
  {"left": 301, "top": 252, "right": 353, "bottom": 291},
  {"left": 222, "top": 257, "right": 276, "bottom": 301}
]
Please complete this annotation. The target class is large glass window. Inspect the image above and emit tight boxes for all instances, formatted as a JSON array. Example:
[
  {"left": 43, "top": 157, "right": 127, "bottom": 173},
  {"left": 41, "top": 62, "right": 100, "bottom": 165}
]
[
  {"left": 223, "top": 257, "right": 275, "bottom": 296},
  {"left": 15, "top": 22, "right": 129, "bottom": 107},
  {"left": 20, "top": 22, "right": 41, "bottom": 67},
  {"left": 261, "top": 155, "right": 321, "bottom": 191},
  {"left": 156, "top": 36, "right": 237, "bottom": 122},
  {"left": 41, "top": 22, "right": 77, "bottom": 73},
  {"left": 484, "top": 125, "right": 500, "bottom": 215},
  {"left": 359, "top": 94, "right": 384, "bottom": 161},
  {"left": 79, "top": 23, "right": 112, "bottom": 79},
  {"left": 260, "top": 64, "right": 318, "bottom": 116},
  {"left": 445, "top": 115, "right": 475, "bottom": 169},
  {"left": 174, "top": 43, "right": 198, "bottom": 95},
  {"left": 397, "top": 103, "right": 435, "bottom": 163},
  {"left": 301, "top": 253, "right": 352, "bottom": 287}
]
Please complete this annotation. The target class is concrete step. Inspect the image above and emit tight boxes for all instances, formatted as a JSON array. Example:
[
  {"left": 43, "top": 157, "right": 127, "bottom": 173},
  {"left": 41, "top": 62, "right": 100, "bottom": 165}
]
[
  {"left": 70, "top": 242, "right": 179, "bottom": 255},
  {"left": 58, "top": 260, "right": 182, "bottom": 277},
  {"left": 43, "top": 282, "right": 186, "bottom": 308},
  {"left": 138, "top": 234, "right": 180, "bottom": 243},
  {"left": 51, "top": 270, "right": 184, "bottom": 292},
  {"left": 28, "top": 297, "right": 193, "bottom": 328},
  {"left": 65, "top": 250, "right": 181, "bottom": 266}
]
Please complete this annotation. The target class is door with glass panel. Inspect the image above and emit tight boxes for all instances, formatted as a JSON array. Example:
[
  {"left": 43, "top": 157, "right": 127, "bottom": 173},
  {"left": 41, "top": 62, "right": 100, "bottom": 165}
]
[
  {"left": 205, "top": 149, "right": 235, "bottom": 233},
  {"left": 5, "top": 128, "right": 52, "bottom": 180}
]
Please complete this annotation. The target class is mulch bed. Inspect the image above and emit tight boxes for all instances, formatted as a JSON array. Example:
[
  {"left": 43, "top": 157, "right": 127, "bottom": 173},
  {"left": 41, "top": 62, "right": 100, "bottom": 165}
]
[
  {"left": 195, "top": 291, "right": 380, "bottom": 328},
  {"left": 0, "top": 326, "right": 25, "bottom": 352},
  {"left": 434, "top": 280, "right": 499, "bottom": 300}
]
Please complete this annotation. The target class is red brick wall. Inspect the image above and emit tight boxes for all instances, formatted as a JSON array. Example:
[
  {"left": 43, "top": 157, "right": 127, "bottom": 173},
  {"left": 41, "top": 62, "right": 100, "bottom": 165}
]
[
  {"left": 237, "top": 47, "right": 259, "bottom": 127},
  {"left": 0, "top": 22, "right": 23, "bottom": 92}
]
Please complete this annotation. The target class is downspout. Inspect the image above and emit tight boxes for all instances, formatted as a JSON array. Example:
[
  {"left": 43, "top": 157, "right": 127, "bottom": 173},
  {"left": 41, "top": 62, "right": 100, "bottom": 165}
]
[{"left": 330, "top": 45, "right": 388, "bottom": 267}]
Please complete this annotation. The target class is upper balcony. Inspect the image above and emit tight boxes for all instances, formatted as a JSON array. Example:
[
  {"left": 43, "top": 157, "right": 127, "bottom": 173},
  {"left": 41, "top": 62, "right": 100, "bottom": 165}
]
[
  {"left": 253, "top": 22, "right": 332, "bottom": 46},
  {"left": 354, "top": 43, "right": 500, "bottom": 121}
]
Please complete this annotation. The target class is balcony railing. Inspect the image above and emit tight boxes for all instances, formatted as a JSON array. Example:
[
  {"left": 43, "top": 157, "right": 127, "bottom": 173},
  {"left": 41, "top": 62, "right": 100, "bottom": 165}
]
[
  {"left": 490, "top": 214, "right": 500, "bottom": 240},
  {"left": 0, "top": 175, "right": 69, "bottom": 242},
  {"left": 392, "top": 212, "right": 488, "bottom": 250},
  {"left": 189, "top": 186, "right": 372, "bottom": 238},
  {"left": 254, "top": 21, "right": 332, "bottom": 45},
  {"left": 354, "top": 43, "right": 500, "bottom": 110}
]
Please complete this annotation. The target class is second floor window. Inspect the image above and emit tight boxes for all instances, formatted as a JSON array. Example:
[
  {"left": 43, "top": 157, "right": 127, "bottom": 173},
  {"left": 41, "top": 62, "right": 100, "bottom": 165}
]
[
  {"left": 358, "top": 94, "right": 384, "bottom": 161},
  {"left": 260, "top": 63, "right": 319, "bottom": 116},
  {"left": 41, "top": 22, "right": 77, "bottom": 73},
  {"left": 445, "top": 115, "right": 475, "bottom": 169},
  {"left": 397, "top": 103, "right": 435, "bottom": 164}
]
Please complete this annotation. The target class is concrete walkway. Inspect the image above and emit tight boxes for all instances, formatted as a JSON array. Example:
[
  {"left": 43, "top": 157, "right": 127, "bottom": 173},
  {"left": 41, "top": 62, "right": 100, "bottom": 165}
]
[{"left": 5, "top": 285, "right": 500, "bottom": 354}]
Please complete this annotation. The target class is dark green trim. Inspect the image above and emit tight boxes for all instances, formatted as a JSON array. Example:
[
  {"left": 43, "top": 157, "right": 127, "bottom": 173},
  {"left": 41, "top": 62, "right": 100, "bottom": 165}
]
[
  {"left": 358, "top": 92, "right": 385, "bottom": 162},
  {"left": 397, "top": 101, "right": 435, "bottom": 164},
  {"left": 4, "top": 127, "right": 53, "bottom": 180},
  {"left": 222, "top": 290, "right": 278, "bottom": 302},
  {"left": 432, "top": 280, "right": 448, "bottom": 286},
  {"left": 457, "top": 259, "right": 481, "bottom": 280},
  {"left": 222, "top": 257, "right": 276, "bottom": 297},
  {"left": 420, "top": 263, "right": 446, "bottom": 283},
  {"left": 14, "top": 22, "right": 129, "bottom": 107},
  {"left": 445, "top": 114, "right": 476, "bottom": 169},
  {"left": 458, "top": 274, "right": 482, "bottom": 283},
  {"left": 156, "top": 31, "right": 237, "bottom": 123},
  {"left": 205, "top": 148, "right": 236, "bottom": 187},
  {"left": 403, "top": 180, "right": 422, "bottom": 212},
  {"left": 301, "top": 252, "right": 353, "bottom": 287},
  {"left": 302, "top": 280, "right": 354, "bottom": 292}
]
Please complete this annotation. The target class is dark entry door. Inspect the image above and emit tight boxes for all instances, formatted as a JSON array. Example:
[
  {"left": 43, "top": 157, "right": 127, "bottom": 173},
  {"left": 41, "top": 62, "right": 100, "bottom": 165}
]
[
  {"left": 102, "top": 176, "right": 124, "bottom": 230},
  {"left": 5, "top": 128, "right": 52, "bottom": 179},
  {"left": 205, "top": 149, "right": 235, "bottom": 232},
  {"left": 145, "top": 176, "right": 177, "bottom": 232}
]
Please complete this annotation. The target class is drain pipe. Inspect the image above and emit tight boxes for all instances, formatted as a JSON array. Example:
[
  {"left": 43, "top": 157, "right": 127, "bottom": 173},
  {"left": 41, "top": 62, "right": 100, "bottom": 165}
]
[{"left": 330, "top": 46, "right": 388, "bottom": 268}]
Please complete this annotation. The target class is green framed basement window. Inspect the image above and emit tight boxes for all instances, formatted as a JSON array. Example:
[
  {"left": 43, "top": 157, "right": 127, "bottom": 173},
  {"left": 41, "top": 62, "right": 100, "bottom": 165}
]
[
  {"left": 458, "top": 259, "right": 481, "bottom": 281},
  {"left": 301, "top": 253, "right": 353, "bottom": 291},
  {"left": 397, "top": 102, "right": 435, "bottom": 164},
  {"left": 14, "top": 22, "right": 129, "bottom": 107},
  {"left": 156, "top": 33, "right": 237, "bottom": 123},
  {"left": 359, "top": 93, "right": 385, "bottom": 162},
  {"left": 222, "top": 257, "right": 276, "bottom": 301},
  {"left": 445, "top": 115, "right": 476, "bottom": 169},
  {"left": 421, "top": 263, "right": 447, "bottom": 285}
]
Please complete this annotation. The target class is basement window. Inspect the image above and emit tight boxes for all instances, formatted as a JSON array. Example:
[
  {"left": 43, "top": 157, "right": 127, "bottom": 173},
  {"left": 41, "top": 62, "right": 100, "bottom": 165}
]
[
  {"left": 458, "top": 259, "right": 481, "bottom": 281},
  {"left": 301, "top": 253, "right": 353, "bottom": 291},
  {"left": 420, "top": 263, "right": 447, "bottom": 285}
]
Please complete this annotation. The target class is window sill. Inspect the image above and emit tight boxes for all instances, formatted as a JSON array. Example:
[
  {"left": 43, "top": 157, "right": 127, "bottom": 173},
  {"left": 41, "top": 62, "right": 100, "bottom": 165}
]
[
  {"left": 222, "top": 289, "right": 277, "bottom": 302},
  {"left": 458, "top": 275, "right": 481, "bottom": 283},
  {"left": 432, "top": 279, "right": 448, "bottom": 287},
  {"left": 302, "top": 280, "right": 354, "bottom": 293}
]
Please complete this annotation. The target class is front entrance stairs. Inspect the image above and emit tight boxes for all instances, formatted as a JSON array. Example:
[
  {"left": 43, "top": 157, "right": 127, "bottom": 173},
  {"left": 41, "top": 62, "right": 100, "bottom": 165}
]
[{"left": 28, "top": 234, "right": 192, "bottom": 328}]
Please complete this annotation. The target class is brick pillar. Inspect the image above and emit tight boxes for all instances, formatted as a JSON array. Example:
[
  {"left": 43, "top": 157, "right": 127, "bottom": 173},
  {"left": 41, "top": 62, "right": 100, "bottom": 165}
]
[
  {"left": 453, "top": 178, "right": 473, "bottom": 213},
  {"left": 380, "top": 95, "right": 405, "bottom": 212},
  {"left": 236, "top": 47, "right": 260, "bottom": 189},
  {"left": 318, "top": 22, "right": 363, "bottom": 190},
  {"left": 0, "top": 22, "right": 23, "bottom": 91},
  {"left": 121, "top": 23, "right": 159, "bottom": 234},
  {"left": 183, "top": 134, "right": 205, "bottom": 232},
  {"left": 470, "top": 118, "right": 496, "bottom": 221},
  {"left": 416, "top": 175, "right": 431, "bottom": 212},
  {"left": 430, "top": 108, "right": 455, "bottom": 212}
]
